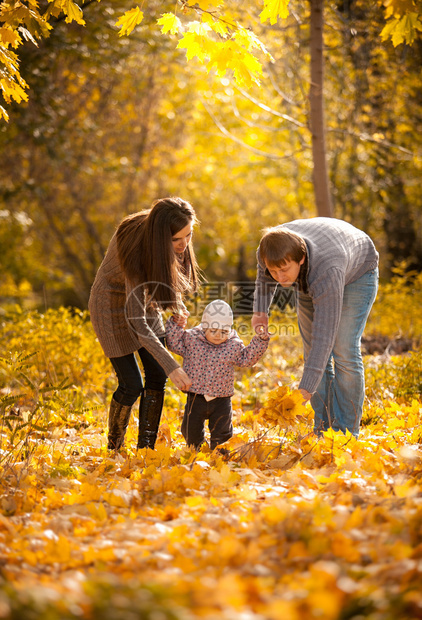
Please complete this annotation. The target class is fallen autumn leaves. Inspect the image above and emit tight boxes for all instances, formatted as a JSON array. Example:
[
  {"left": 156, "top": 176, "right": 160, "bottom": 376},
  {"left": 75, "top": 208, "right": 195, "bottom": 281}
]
[
  {"left": 1, "top": 396, "right": 421, "bottom": 619},
  {"left": 0, "top": 309, "right": 421, "bottom": 619}
]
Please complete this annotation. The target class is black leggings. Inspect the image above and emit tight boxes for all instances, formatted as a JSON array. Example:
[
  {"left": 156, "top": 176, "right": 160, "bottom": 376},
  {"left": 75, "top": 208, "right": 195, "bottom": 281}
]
[{"left": 110, "top": 340, "right": 167, "bottom": 407}]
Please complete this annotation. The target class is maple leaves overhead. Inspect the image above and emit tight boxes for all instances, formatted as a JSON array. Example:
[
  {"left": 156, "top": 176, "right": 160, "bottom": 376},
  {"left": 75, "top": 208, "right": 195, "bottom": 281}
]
[
  {"left": 0, "top": 0, "right": 89, "bottom": 120},
  {"left": 381, "top": 0, "right": 422, "bottom": 46},
  {"left": 0, "top": 0, "right": 288, "bottom": 121},
  {"left": 117, "top": 2, "right": 276, "bottom": 89},
  {"left": 1, "top": 0, "right": 421, "bottom": 121},
  {"left": 108, "top": 0, "right": 422, "bottom": 85}
]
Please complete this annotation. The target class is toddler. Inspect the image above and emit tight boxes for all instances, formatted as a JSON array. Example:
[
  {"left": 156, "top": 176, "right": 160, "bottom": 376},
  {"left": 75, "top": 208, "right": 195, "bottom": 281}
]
[{"left": 165, "top": 299, "right": 270, "bottom": 451}]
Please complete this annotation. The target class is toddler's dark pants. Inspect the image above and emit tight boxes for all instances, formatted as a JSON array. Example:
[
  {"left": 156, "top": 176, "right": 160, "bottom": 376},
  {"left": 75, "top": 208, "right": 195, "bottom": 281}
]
[{"left": 181, "top": 392, "right": 233, "bottom": 450}]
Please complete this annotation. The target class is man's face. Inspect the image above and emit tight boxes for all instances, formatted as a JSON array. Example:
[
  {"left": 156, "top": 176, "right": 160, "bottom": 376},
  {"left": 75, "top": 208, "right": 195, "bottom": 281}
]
[{"left": 265, "top": 257, "right": 305, "bottom": 287}]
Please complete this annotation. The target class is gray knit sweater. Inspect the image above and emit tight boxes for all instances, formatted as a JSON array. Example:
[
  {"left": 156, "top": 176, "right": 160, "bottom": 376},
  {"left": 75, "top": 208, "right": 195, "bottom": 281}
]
[
  {"left": 253, "top": 218, "right": 379, "bottom": 393},
  {"left": 88, "top": 232, "right": 180, "bottom": 376}
]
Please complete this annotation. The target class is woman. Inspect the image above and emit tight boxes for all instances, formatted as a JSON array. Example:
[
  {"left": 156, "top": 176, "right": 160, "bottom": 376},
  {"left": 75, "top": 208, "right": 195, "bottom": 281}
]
[
  {"left": 89, "top": 197, "right": 199, "bottom": 451},
  {"left": 252, "top": 217, "right": 379, "bottom": 437}
]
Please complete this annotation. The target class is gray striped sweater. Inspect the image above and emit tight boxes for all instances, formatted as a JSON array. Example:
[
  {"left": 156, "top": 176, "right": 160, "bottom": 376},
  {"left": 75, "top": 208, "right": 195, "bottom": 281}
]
[{"left": 253, "top": 218, "right": 379, "bottom": 393}]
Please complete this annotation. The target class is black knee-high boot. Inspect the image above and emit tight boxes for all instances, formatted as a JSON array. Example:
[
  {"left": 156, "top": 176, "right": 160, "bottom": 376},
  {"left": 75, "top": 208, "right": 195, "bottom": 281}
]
[
  {"left": 108, "top": 397, "right": 132, "bottom": 450},
  {"left": 137, "top": 389, "right": 164, "bottom": 449}
]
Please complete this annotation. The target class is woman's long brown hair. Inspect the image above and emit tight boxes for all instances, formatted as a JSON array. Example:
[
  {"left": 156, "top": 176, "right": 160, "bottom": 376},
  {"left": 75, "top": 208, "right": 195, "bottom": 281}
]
[{"left": 116, "top": 197, "right": 199, "bottom": 309}]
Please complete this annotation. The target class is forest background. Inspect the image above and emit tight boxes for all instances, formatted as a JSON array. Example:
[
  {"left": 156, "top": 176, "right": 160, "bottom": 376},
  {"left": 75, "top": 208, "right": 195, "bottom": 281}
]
[
  {"left": 0, "top": 0, "right": 421, "bottom": 308},
  {"left": 0, "top": 1, "right": 421, "bottom": 619}
]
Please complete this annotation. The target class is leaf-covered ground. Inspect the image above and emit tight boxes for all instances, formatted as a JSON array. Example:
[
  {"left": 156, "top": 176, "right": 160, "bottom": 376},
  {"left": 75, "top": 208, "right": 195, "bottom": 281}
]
[{"left": 0, "top": 306, "right": 421, "bottom": 619}]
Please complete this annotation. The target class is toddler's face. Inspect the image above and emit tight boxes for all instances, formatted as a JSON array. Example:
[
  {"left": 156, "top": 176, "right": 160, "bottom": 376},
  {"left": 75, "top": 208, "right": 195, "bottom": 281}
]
[{"left": 204, "top": 328, "right": 231, "bottom": 345}]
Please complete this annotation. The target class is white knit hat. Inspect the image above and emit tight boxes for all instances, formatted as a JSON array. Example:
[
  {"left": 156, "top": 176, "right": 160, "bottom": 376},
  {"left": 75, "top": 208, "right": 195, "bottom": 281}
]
[{"left": 201, "top": 300, "right": 233, "bottom": 331}]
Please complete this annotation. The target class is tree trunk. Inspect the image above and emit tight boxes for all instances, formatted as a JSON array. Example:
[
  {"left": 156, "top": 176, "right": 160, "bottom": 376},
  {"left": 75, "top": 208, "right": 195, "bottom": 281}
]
[{"left": 309, "top": 0, "right": 333, "bottom": 217}]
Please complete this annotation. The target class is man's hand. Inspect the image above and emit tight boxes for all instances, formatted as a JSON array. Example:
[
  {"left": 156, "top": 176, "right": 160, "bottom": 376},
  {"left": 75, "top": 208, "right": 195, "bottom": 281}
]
[
  {"left": 299, "top": 388, "right": 312, "bottom": 403},
  {"left": 251, "top": 312, "right": 269, "bottom": 336}
]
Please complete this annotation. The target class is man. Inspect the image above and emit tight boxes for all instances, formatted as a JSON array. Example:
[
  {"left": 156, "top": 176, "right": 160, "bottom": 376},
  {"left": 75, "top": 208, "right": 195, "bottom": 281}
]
[{"left": 252, "top": 217, "right": 379, "bottom": 437}]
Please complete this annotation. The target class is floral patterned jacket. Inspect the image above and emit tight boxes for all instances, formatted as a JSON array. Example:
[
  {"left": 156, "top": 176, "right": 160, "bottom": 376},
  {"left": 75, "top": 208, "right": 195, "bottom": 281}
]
[{"left": 165, "top": 318, "right": 269, "bottom": 397}]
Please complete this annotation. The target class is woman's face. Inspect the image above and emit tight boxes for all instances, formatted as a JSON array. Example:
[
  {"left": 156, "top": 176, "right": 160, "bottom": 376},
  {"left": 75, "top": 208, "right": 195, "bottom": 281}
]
[{"left": 172, "top": 222, "right": 193, "bottom": 254}]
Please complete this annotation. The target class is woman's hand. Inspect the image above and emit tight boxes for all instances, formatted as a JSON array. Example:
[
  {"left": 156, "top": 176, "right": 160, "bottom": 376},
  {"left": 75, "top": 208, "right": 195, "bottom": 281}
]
[
  {"left": 171, "top": 312, "right": 188, "bottom": 328},
  {"left": 252, "top": 312, "right": 269, "bottom": 336},
  {"left": 169, "top": 368, "right": 192, "bottom": 391},
  {"left": 299, "top": 388, "right": 312, "bottom": 403},
  {"left": 172, "top": 303, "right": 190, "bottom": 328}
]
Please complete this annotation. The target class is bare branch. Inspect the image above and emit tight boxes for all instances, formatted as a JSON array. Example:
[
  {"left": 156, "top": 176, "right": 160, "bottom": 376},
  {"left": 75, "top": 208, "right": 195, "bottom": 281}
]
[
  {"left": 234, "top": 85, "right": 307, "bottom": 128},
  {"left": 231, "top": 98, "right": 281, "bottom": 133},
  {"left": 266, "top": 66, "right": 305, "bottom": 107},
  {"left": 202, "top": 100, "right": 306, "bottom": 160},
  {"left": 328, "top": 128, "right": 415, "bottom": 158}
]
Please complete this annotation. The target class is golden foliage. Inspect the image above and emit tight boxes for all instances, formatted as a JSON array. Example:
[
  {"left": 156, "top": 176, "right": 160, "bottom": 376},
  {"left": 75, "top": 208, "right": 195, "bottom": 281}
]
[
  {"left": 258, "top": 385, "right": 312, "bottom": 428},
  {"left": 0, "top": 0, "right": 88, "bottom": 120},
  {"left": 260, "top": 0, "right": 291, "bottom": 25},
  {"left": 366, "top": 263, "right": 422, "bottom": 341},
  {"left": 381, "top": 0, "right": 422, "bottom": 45}
]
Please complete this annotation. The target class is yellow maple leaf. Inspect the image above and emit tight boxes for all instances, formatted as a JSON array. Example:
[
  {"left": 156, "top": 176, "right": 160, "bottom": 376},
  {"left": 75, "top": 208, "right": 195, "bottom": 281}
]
[
  {"left": 0, "top": 27, "right": 21, "bottom": 48},
  {"left": 394, "top": 478, "right": 418, "bottom": 497},
  {"left": 201, "top": 12, "right": 229, "bottom": 36},
  {"left": 102, "top": 488, "right": 130, "bottom": 507},
  {"left": 383, "top": 0, "right": 416, "bottom": 19},
  {"left": 83, "top": 545, "right": 115, "bottom": 564},
  {"left": 259, "top": 385, "right": 307, "bottom": 427},
  {"left": 345, "top": 505, "right": 363, "bottom": 529},
  {"left": 261, "top": 501, "right": 288, "bottom": 525},
  {"left": 209, "top": 463, "right": 240, "bottom": 488},
  {"left": 231, "top": 52, "right": 263, "bottom": 87},
  {"left": 264, "top": 600, "right": 299, "bottom": 620},
  {"left": 86, "top": 501, "right": 108, "bottom": 522},
  {"left": 287, "top": 540, "right": 307, "bottom": 559},
  {"left": 331, "top": 532, "right": 361, "bottom": 562},
  {"left": 234, "top": 26, "right": 272, "bottom": 58},
  {"left": 116, "top": 7, "right": 144, "bottom": 37},
  {"left": 63, "top": 0, "right": 85, "bottom": 25},
  {"left": 45, "top": 535, "right": 72, "bottom": 564},
  {"left": 260, "top": 0, "right": 291, "bottom": 25},
  {"left": 0, "top": 76, "right": 29, "bottom": 104},
  {"left": 218, "top": 535, "right": 245, "bottom": 563},
  {"left": 381, "top": 11, "right": 422, "bottom": 46},
  {"left": 0, "top": 104, "right": 9, "bottom": 121},
  {"left": 21, "top": 548, "right": 38, "bottom": 566},
  {"left": 185, "top": 495, "right": 206, "bottom": 509},
  {"left": 80, "top": 482, "right": 103, "bottom": 502},
  {"left": 157, "top": 13, "right": 181, "bottom": 35},
  {"left": 386, "top": 416, "right": 405, "bottom": 430}
]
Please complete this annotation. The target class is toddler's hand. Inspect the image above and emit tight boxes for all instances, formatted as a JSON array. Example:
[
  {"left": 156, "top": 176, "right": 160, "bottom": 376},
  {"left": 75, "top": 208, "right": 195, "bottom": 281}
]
[{"left": 255, "top": 324, "right": 270, "bottom": 339}]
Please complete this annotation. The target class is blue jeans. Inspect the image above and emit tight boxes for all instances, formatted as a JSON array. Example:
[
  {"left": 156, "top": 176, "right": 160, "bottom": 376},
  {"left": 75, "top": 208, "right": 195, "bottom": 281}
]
[
  {"left": 110, "top": 338, "right": 167, "bottom": 407},
  {"left": 298, "top": 268, "right": 378, "bottom": 437}
]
